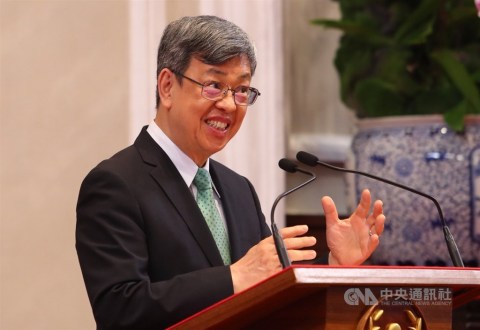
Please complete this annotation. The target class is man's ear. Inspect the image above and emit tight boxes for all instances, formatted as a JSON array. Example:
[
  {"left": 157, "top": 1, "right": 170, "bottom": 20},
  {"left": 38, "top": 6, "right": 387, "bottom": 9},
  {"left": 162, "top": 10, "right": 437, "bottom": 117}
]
[{"left": 157, "top": 68, "right": 175, "bottom": 109}]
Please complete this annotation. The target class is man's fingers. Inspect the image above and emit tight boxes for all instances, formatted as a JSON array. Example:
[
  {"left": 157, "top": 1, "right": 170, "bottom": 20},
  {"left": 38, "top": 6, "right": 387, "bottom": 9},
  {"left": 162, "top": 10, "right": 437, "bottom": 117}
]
[
  {"left": 276, "top": 226, "right": 317, "bottom": 263},
  {"left": 367, "top": 233, "right": 380, "bottom": 254},
  {"left": 284, "top": 235, "right": 317, "bottom": 250},
  {"left": 278, "top": 225, "right": 309, "bottom": 238},
  {"left": 321, "top": 196, "right": 339, "bottom": 226},
  {"left": 374, "top": 214, "right": 385, "bottom": 236},
  {"left": 373, "top": 200, "right": 383, "bottom": 217},
  {"left": 288, "top": 249, "right": 317, "bottom": 262},
  {"left": 353, "top": 189, "right": 372, "bottom": 220}
]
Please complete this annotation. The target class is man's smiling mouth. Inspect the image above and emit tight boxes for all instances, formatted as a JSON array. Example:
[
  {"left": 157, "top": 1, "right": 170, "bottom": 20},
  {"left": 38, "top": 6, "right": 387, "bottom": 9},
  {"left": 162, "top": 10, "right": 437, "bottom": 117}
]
[{"left": 206, "top": 119, "right": 228, "bottom": 131}]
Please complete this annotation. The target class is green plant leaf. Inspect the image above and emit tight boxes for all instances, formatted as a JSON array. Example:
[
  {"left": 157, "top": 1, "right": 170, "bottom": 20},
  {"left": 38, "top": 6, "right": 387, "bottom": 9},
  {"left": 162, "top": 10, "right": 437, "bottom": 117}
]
[
  {"left": 444, "top": 100, "right": 469, "bottom": 131},
  {"left": 393, "top": 0, "right": 438, "bottom": 45},
  {"left": 334, "top": 39, "right": 372, "bottom": 106},
  {"left": 431, "top": 49, "right": 480, "bottom": 112},
  {"left": 375, "top": 48, "right": 420, "bottom": 96},
  {"left": 354, "top": 78, "right": 405, "bottom": 117},
  {"left": 311, "top": 19, "right": 391, "bottom": 46},
  {"left": 311, "top": 0, "right": 480, "bottom": 125},
  {"left": 449, "top": 5, "right": 478, "bottom": 25},
  {"left": 410, "top": 86, "right": 461, "bottom": 115}
]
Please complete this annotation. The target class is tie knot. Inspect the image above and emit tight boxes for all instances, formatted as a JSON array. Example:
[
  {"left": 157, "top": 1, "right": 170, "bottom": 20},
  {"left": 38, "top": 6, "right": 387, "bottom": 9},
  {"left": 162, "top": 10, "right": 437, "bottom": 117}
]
[{"left": 194, "top": 168, "right": 212, "bottom": 191}]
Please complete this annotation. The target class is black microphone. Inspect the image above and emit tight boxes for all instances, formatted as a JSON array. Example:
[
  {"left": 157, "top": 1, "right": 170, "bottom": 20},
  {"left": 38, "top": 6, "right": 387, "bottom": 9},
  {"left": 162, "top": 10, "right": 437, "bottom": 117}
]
[
  {"left": 271, "top": 158, "right": 316, "bottom": 268},
  {"left": 296, "top": 150, "right": 465, "bottom": 267}
]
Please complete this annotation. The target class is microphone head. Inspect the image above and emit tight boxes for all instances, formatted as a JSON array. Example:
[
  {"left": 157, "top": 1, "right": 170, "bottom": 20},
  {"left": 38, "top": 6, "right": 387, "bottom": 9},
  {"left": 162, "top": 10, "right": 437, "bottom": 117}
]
[
  {"left": 278, "top": 158, "right": 297, "bottom": 173},
  {"left": 296, "top": 151, "right": 319, "bottom": 167}
]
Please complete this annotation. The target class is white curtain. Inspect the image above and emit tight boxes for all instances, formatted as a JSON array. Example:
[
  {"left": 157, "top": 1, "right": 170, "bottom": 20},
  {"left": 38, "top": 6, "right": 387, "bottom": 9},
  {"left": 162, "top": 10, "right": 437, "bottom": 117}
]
[{"left": 128, "top": 0, "right": 286, "bottom": 227}]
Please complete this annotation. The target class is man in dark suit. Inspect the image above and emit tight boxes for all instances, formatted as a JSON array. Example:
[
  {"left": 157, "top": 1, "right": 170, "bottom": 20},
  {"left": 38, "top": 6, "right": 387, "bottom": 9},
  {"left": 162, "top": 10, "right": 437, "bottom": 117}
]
[{"left": 76, "top": 15, "right": 385, "bottom": 329}]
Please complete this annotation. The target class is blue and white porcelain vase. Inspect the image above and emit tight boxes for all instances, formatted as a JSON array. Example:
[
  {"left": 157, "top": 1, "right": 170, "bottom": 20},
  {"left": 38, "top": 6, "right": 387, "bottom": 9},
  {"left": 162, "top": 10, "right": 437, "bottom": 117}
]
[{"left": 350, "top": 115, "right": 480, "bottom": 266}]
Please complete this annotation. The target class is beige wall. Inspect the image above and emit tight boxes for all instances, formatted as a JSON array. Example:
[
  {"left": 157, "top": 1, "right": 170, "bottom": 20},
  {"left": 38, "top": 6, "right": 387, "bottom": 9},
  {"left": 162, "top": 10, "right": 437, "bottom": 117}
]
[
  {"left": 283, "top": 0, "right": 354, "bottom": 137},
  {"left": 283, "top": 0, "right": 353, "bottom": 215},
  {"left": 1, "top": 1, "right": 129, "bottom": 329}
]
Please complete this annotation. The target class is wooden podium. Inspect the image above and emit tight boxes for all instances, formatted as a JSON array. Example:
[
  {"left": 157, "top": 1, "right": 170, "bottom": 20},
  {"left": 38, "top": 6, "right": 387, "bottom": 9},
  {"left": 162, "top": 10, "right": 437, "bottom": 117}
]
[{"left": 169, "top": 266, "right": 480, "bottom": 329}]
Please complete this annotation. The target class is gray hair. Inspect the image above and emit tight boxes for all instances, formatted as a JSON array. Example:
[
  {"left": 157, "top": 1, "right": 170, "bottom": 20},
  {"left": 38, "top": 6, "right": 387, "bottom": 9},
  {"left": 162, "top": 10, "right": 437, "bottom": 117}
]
[{"left": 155, "top": 15, "right": 257, "bottom": 108}]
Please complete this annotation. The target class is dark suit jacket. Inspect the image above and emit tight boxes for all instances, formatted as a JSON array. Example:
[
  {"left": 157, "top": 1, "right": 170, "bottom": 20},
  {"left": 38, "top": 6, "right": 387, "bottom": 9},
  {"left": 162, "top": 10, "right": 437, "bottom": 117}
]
[{"left": 76, "top": 127, "right": 271, "bottom": 329}]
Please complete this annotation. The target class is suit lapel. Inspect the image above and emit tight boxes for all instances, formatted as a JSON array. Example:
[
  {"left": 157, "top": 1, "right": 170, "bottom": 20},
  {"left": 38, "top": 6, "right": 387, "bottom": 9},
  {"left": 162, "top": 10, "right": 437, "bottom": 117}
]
[{"left": 134, "top": 128, "right": 224, "bottom": 266}]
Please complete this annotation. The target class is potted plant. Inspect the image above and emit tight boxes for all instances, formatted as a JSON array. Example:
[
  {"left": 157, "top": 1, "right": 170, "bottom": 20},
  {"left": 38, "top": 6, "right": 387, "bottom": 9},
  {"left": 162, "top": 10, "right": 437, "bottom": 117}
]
[
  {"left": 312, "top": 0, "right": 480, "bottom": 266},
  {"left": 312, "top": 0, "right": 480, "bottom": 131}
]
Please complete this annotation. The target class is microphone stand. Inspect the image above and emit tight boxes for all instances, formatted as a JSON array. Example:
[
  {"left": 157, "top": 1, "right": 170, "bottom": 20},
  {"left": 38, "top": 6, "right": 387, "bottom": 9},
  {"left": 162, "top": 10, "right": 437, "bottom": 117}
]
[{"left": 272, "top": 159, "right": 316, "bottom": 268}]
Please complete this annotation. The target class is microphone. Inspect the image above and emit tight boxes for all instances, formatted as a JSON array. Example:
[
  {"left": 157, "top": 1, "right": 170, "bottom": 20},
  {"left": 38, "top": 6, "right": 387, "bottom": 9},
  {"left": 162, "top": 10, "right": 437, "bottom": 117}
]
[
  {"left": 296, "top": 150, "right": 465, "bottom": 267},
  {"left": 271, "top": 158, "right": 316, "bottom": 268}
]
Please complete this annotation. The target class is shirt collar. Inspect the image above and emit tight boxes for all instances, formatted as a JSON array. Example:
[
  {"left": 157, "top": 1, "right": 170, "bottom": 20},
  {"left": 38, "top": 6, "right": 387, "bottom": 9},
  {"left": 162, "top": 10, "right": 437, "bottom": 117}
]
[{"left": 146, "top": 120, "right": 217, "bottom": 193}]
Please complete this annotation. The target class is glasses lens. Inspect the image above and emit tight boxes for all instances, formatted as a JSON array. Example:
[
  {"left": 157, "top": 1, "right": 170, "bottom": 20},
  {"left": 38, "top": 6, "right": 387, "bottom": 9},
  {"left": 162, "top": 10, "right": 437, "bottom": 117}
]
[
  {"left": 202, "top": 82, "right": 224, "bottom": 100},
  {"left": 247, "top": 90, "right": 258, "bottom": 105},
  {"left": 233, "top": 86, "right": 251, "bottom": 105}
]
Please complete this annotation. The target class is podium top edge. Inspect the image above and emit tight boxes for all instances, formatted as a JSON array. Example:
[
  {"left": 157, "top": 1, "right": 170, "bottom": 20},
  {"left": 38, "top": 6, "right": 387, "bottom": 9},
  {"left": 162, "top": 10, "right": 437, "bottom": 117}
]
[{"left": 290, "top": 266, "right": 480, "bottom": 286}]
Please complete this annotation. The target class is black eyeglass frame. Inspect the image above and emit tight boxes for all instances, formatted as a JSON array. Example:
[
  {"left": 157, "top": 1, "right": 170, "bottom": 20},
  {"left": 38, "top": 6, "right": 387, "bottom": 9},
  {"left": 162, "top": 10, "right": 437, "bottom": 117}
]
[{"left": 171, "top": 70, "right": 261, "bottom": 106}]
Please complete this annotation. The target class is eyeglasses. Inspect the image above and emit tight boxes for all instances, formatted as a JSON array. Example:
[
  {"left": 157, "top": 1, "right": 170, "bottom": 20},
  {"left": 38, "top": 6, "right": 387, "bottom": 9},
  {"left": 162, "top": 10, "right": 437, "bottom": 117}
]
[{"left": 172, "top": 70, "right": 261, "bottom": 106}]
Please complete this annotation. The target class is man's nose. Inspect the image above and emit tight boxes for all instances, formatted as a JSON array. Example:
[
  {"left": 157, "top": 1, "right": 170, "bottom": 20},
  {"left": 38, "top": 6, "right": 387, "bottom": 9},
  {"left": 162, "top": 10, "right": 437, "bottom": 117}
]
[{"left": 215, "top": 90, "right": 237, "bottom": 112}]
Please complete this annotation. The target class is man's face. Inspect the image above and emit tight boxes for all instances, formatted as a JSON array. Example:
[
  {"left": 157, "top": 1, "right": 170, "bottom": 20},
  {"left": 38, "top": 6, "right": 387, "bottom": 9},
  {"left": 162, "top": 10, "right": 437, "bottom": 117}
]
[{"left": 157, "top": 55, "right": 253, "bottom": 166}]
